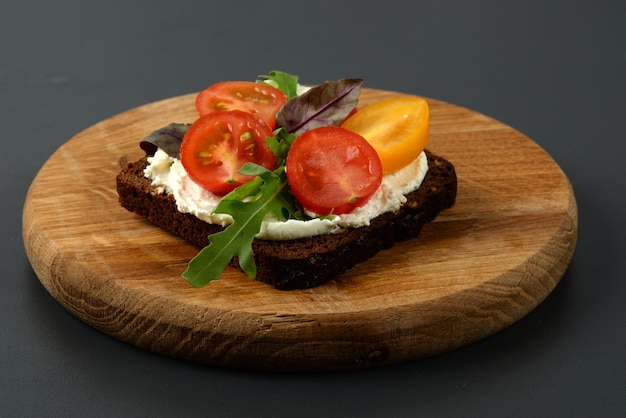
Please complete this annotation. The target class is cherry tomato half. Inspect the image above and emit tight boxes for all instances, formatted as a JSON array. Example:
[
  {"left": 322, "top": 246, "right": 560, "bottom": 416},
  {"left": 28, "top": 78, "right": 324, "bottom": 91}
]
[
  {"left": 286, "top": 126, "right": 383, "bottom": 215},
  {"left": 180, "top": 110, "right": 276, "bottom": 195},
  {"left": 342, "top": 96, "right": 429, "bottom": 174},
  {"left": 195, "top": 81, "right": 287, "bottom": 130}
]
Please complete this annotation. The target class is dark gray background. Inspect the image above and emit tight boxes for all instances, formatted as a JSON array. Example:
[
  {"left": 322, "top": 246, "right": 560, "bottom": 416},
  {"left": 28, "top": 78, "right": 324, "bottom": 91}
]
[{"left": 3, "top": 1, "right": 625, "bottom": 416}]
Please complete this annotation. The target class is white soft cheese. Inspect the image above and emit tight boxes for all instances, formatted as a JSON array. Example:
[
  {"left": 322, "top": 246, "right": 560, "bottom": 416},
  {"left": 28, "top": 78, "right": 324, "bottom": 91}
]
[{"left": 144, "top": 148, "right": 428, "bottom": 240}]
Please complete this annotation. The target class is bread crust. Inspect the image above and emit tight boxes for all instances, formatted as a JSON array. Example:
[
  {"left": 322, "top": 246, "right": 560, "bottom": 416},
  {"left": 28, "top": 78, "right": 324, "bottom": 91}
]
[{"left": 116, "top": 150, "right": 456, "bottom": 289}]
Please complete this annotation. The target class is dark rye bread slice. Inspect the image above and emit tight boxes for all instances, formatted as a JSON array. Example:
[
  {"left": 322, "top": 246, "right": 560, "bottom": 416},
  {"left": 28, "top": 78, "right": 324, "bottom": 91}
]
[{"left": 116, "top": 150, "right": 456, "bottom": 290}]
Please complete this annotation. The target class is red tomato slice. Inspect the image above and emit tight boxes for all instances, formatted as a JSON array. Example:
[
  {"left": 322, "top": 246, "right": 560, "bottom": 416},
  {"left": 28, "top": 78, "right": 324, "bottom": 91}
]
[
  {"left": 180, "top": 110, "right": 276, "bottom": 195},
  {"left": 196, "top": 81, "right": 287, "bottom": 130},
  {"left": 286, "top": 126, "right": 383, "bottom": 215}
]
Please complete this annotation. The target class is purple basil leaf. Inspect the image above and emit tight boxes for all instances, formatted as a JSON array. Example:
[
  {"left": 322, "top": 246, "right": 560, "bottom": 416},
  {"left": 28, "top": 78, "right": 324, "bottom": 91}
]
[
  {"left": 276, "top": 78, "right": 363, "bottom": 135},
  {"left": 139, "top": 122, "right": 190, "bottom": 158}
]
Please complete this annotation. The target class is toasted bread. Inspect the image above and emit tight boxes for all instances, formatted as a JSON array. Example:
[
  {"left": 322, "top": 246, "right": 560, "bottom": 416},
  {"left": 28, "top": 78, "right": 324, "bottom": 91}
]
[{"left": 116, "top": 150, "right": 456, "bottom": 289}]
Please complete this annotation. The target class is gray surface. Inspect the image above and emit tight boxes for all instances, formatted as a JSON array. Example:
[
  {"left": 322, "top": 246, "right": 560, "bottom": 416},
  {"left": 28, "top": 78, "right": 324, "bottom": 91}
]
[{"left": 2, "top": 1, "right": 625, "bottom": 416}]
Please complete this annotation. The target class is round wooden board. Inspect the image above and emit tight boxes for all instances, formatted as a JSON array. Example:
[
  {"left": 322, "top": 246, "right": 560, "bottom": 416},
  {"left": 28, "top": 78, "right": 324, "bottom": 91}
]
[{"left": 23, "top": 88, "right": 577, "bottom": 372}]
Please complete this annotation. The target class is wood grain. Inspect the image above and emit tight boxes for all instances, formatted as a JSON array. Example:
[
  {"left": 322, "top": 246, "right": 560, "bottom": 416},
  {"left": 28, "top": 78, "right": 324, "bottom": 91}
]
[{"left": 22, "top": 88, "right": 577, "bottom": 371}]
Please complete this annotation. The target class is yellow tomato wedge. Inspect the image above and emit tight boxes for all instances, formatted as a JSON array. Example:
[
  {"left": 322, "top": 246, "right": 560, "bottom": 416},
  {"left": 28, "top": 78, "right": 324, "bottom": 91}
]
[{"left": 341, "top": 96, "right": 429, "bottom": 174}]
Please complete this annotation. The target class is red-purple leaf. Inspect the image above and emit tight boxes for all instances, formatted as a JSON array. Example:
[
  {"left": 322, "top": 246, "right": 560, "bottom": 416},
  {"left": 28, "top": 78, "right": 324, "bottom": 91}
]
[
  {"left": 139, "top": 122, "right": 190, "bottom": 158},
  {"left": 276, "top": 78, "right": 363, "bottom": 135}
]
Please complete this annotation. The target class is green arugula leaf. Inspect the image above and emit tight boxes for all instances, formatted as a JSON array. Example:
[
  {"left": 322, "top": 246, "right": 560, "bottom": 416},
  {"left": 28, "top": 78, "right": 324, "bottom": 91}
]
[
  {"left": 182, "top": 169, "right": 290, "bottom": 287},
  {"left": 238, "top": 162, "right": 271, "bottom": 177},
  {"left": 257, "top": 70, "right": 299, "bottom": 99},
  {"left": 266, "top": 128, "right": 297, "bottom": 162}
]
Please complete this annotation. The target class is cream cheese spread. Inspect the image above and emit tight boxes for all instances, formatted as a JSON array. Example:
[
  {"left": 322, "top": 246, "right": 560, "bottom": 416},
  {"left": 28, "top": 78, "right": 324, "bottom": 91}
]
[{"left": 144, "top": 148, "right": 428, "bottom": 240}]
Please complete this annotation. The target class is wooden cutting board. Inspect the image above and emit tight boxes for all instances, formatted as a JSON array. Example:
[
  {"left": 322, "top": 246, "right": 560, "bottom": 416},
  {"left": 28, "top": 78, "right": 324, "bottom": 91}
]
[{"left": 22, "top": 88, "right": 577, "bottom": 372}]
